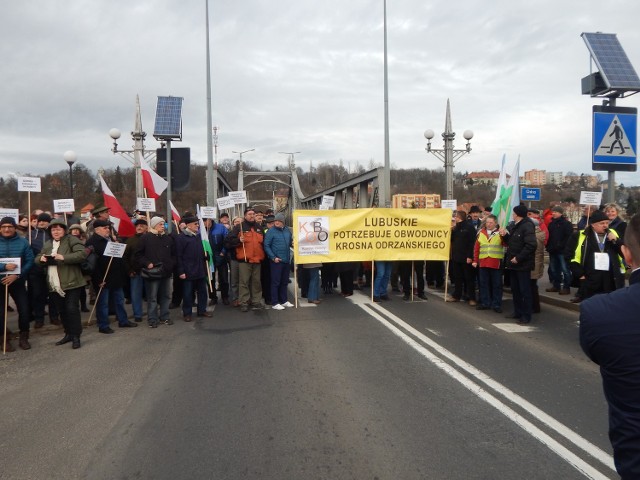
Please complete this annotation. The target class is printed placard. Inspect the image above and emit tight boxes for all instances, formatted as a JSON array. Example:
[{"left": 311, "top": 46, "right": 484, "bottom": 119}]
[
  {"left": 137, "top": 197, "right": 156, "bottom": 212},
  {"left": 18, "top": 177, "right": 41, "bottom": 192},
  {"left": 580, "top": 191, "right": 603, "bottom": 206},
  {"left": 441, "top": 200, "right": 457, "bottom": 211},
  {"left": 321, "top": 195, "right": 335, "bottom": 209},
  {"left": 0, "top": 209, "right": 19, "bottom": 223},
  {"left": 53, "top": 199, "right": 75, "bottom": 213},
  {"left": 319, "top": 205, "right": 329, "bottom": 210},
  {"left": 103, "top": 242, "right": 127, "bottom": 258},
  {"left": 0, "top": 258, "right": 21, "bottom": 276},
  {"left": 217, "top": 196, "right": 235, "bottom": 210},
  {"left": 200, "top": 206, "right": 217, "bottom": 219},
  {"left": 229, "top": 191, "right": 248, "bottom": 205}
]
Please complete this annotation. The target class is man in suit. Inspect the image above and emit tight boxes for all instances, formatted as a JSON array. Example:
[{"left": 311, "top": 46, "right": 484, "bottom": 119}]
[{"left": 580, "top": 213, "right": 640, "bottom": 479}]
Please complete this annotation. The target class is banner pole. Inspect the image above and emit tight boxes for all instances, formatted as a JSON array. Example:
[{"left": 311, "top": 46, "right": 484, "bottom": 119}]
[
  {"left": 411, "top": 261, "right": 415, "bottom": 301},
  {"left": 87, "top": 256, "right": 114, "bottom": 326},
  {"left": 3, "top": 283, "right": 8, "bottom": 354},
  {"left": 371, "top": 261, "right": 375, "bottom": 301},
  {"left": 444, "top": 260, "right": 450, "bottom": 301},
  {"left": 294, "top": 262, "right": 298, "bottom": 308},
  {"left": 28, "top": 192, "right": 32, "bottom": 245}
]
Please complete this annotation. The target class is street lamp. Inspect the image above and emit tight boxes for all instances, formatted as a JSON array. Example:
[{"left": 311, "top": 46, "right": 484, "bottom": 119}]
[
  {"left": 424, "top": 99, "right": 473, "bottom": 200},
  {"left": 233, "top": 149, "right": 255, "bottom": 192},
  {"left": 63, "top": 150, "right": 77, "bottom": 199}
]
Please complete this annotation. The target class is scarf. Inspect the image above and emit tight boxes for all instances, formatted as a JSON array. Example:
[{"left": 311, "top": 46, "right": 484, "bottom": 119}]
[{"left": 47, "top": 240, "right": 65, "bottom": 297}]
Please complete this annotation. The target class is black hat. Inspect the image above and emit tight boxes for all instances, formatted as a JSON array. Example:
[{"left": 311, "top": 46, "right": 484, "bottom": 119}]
[
  {"left": 0, "top": 216, "right": 16, "bottom": 227},
  {"left": 513, "top": 204, "right": 528, "bottom": 218},
  {"left": 219, "top": 212, "right": 229, "bottom": 219},
  {"left": 469, "top": 205, "right": 482, "bottom": 214},
  {"left": 93, "top": 219, "right": 112, "bottom": 228},
  {"left": 182, "top": 216, "right": 198, "bottom": 225},
  {"left": 265, "top": 215, "right": 275, "bottom": 223},
  {"left": 91, "top": 205, "right": 109, "bottom": 216},
  {"left": 589, "top": 210, "right": 609, "bottom": 224},
  {"left": 37, "top": 213, "right": 52, "bottom": 223},
  {"left": 134, "top": 219, "right": 148, "bottom": 226}
]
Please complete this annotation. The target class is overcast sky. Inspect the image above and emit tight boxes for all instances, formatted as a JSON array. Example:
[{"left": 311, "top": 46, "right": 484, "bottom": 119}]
[{"left": 3, "top": 0, "right": 640, "bottom": 188}]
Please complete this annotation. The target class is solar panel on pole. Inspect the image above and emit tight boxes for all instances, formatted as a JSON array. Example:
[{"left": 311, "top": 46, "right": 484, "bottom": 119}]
[
  {"left": 581, "top": 33, "right": 640, "bottom": 91},
  {"left": 153, "top": 96, "right": 183, "bottom": 140}
]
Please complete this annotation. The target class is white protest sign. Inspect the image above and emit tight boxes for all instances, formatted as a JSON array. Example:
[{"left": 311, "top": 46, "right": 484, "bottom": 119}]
[
  {"left": 441, "top": 200, "right": 457, "bottom": 211},
  {"left": 200, "top": 206, "right": 217, "bottom": 219},
  {"left": 229, "top": 191, "right": 248, "bottom": 205},
  {"left": 319, "top": 205, "right": 329, "bottom": 210},
  {"left": 103, "top": 242, "right": 127, "bottom": 258},
  {"left": 579, "top": 191, "right": 603, "bottom": 206},
  {"left": 136, "top": 197, "right": 156, "bottom": 212},
  {"left": 53, "top": 199, "right": 75, "bottom": 213},
  {"left": 0, "top": 258, "right": 21, "bottom": 276},
  {"left": 321, "top": 195, "right": 335, "bottom": 209},
  {"left": 18, "top": 177, "right": 41, "bottom": 192},
  {"left": 0, "top": 209, "right": 19, "bottom": 222},
  {"left": 217, "top": 196, "right": 235, "bottom": 210}
]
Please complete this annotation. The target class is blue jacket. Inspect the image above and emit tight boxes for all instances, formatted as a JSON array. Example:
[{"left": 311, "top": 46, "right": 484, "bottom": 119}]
[
  {"left": 264, "top": 226, "right": 292, "bottom": 263},
  {"left": 580, "top": 269, "right": 640, "bottom": 478},
  {"left": 176, "top": 230, "right": 207, "bottom": 280},
  {"left": 209, "top": 222, "right": 228, "bottom": 265},
  {"left": 0, "top": 233, "right": 34, "bottom": 279}
]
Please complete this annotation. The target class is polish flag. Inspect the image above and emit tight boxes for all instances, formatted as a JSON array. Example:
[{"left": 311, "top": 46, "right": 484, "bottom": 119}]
[
  {"left": 169, "top": 200, "right": 181, "bottom": 224},
  {"left": 140, "top": 157, "right": 168, "bottom": 199},
  {"left": 99, "top": 176, "right": 136, "bottom": 237}
]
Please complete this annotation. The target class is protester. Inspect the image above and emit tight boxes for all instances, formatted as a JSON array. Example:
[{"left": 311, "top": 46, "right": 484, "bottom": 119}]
[
  {"left": 69, "top": 223, "right": 90, "bottom": 312},
  {"left": 263, "top": 213, "right": 293, "bottom": 310},
  {"left": 545, "top": 206, "right": 573, "bottom": 295},
  {"left": 0, "top": 217, "right": 34, "bottom": 352},
  {"left": 39, "top": 219, "right": 87, "bottom": 349},
  {"left": 29, "top": 212, "right": 59, "bottom": 327},
  {"left": 227, "top": 216, "right": 243, "bottom": 307},
  {"left": 304, "top": 263, "right": 322, "bottom": 304},
  {"left": 605, "top": 203, "right": 627, "bottom": 241},
  {"left": 447, "top": 210, "right": 476, "bottom": 305},
  {"left": 472, "top": 214, "right": 505, "bottom": 312},
  {"left": 136, "top": 216, "right": 176, "bottom": 327},
  {"left": 124, "top": 219, "right": 148, "bottom": 322},
  {"left": 580, "top": 213, "right": 640, "bottom": 479},
  {"left": 209, "top": 213, "right": 230, "bottom": 305}
]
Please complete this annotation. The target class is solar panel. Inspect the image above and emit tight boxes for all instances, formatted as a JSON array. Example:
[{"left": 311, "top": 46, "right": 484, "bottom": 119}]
[
  {"left": 581, "top": 33, "right": 640, "bottom": 91},
  {"left": 153, "top": 96, "right": 183, "bottom": 140}
]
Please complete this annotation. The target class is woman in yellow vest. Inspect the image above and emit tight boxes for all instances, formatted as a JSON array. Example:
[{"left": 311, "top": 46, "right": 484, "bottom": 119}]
[{"left": 472, "top": 214, "right": 506, "bottom": 312}]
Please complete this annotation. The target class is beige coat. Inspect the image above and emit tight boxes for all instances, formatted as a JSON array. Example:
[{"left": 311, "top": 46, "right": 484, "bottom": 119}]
[{"left": 531, "top": 225, "right": 546, "bottom": 280}]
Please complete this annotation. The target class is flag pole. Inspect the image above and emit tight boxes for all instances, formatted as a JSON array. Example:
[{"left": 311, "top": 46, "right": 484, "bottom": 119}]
[
  {"left": 3, "top": 283, "right": 8, "bottom": 354},
  {"left": 87, "top": 257, "right": 114, "bottom": 326}
]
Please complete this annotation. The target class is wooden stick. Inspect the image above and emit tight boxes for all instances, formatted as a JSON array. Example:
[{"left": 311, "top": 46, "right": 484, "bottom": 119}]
[
  {"left": 28, "top": 192, "right": 32, "bottom": 245},
  {"left": 444, "top": 260, "right": 450, "bottom": 301},
  {"left": 86, "top": 256, "right": 114, "bottom": 326},
  {"left": 371, "top": 261, "right": 375, "bottom": 301},
  {"left": 3, "top": 283, "right": 8, "bottom": 355},
  {"left": 411, "top": 261, "right": 415, "bottom": 301},
  {"left": 294, "top": 262, "right": 298, "bottom": 308}
]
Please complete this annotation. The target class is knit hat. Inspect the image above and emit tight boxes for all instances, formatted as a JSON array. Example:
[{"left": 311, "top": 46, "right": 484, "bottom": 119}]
[
  {"left": 274, "top": 213, "right": 285, "bottom": 223},
  {"left": 513, "top": 205, "right": 528, "bottom": 218},
  {"left": 469, "top": 205, "right": 482, "bottom": 214},
  {"left": 551, "top": 206, "right": 564, "bottom": 214},
  {"left": 134, "top": 218, "right": 148, "bottom": 226},
  {"left": 589, "top": 210, "right": 608, "bottom": 224},
  {"left": 265, "top": 215, "right": 275, "bottom": 223},
  {"left": 150, "top": 216, "right": 165, "bottom": 229},
  {"left": 0, "top": 216, "right": 16, "bottom": 227},
  {"left": 37, "top": 213, "right": 52, "bottom": 223}
]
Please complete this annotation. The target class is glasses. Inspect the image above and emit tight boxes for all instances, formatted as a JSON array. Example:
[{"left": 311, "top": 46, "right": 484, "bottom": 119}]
[{"left": 0, "top": 225, "right": 16, "bottom": 229}]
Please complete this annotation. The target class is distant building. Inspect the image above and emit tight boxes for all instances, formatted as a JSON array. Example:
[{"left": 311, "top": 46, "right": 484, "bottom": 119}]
[
  {"left": 465, "top": 171, "right": 500, "bottom": 186},
  {"left": 524, "top": 169, "right": 546, "bottom": 186},
  {"left": 393, "top": 194, "right": 441, "bottom": 209},
  {"left": 546, "top": 171, "right": 564, "bottom": 185},
  {"left": 564, "top": 174, "right": 599, "bottom": 188}
]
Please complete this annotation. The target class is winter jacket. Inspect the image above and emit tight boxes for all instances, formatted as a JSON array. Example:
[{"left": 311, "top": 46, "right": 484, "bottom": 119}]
[
  {"left": 176, "top": 229, "right": 207, "bottom": 280},
  {"left": 473, "top": 228, "right": 505, "bottom": 269},
  {"left": 135, "top": 230, "right": 176, "bottom": 278},
  {"left": 546, "top": 216, "right": 573, "bottom": 255},
  {"left": 264, "top": 226, "right": 293, "bottom": 263},
  {"left": 226, "top": 221, "right": 265, "bottom": 264},
  {"left": 503, "top": 217, "right": 537, "bottom": 271},
  {"left": 86, "top": 233, "right": 127, "bottom": 290},
  {"left": 124, "top": 233, "right": 144, "bottom": 275},
  {"left": 39, "top": 234, "right": 86, "bottom": 291},
  {"left": 531, "top": 224, "right": 546, "bottom": 280},
  {"left": 0, "top": 233, "right": 34, "bottom": 279},
  {"left": 209, "top": 222, "right": 229, "bottom": 266},
  {"left": 450, "top": 220, "right": 476, "bottom": 264}
]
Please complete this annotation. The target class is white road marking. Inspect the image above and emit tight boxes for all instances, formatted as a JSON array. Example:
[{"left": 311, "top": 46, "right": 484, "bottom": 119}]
[
  {"left": 425, "top": 328, "right": 442, "bottom": 337},
  {"left": 493, "top": 323, "right": 538, "bottom": 333},
  {"left": 347, "top": 293, "right": 615, "bottom": 479}
]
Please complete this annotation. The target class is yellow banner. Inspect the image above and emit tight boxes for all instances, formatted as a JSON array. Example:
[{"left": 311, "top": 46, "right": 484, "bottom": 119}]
[{"left": 293, "top": 208, "right": 452, "bottom": 264}]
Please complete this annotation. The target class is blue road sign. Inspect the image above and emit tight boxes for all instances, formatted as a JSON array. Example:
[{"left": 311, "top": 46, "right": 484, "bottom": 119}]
[
  {"left": 592, "top": 105, "right": 637, "bottom": 172},
  {"left": 521, "top": 187, "right": 541, "bottom": 201}
]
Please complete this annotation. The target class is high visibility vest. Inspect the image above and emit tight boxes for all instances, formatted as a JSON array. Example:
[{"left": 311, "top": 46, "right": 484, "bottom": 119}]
[
  {"left": 477, "top": 230, "right": 504, "bottom": 259},
  {"left": 571, "top": 228, "right": 625, "bottom": 273}
]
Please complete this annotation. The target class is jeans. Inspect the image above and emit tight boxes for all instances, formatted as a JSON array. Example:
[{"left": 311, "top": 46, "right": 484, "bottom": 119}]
[
  {"left": 270, "top": 262, "right": 290, "bottom": 305},
  {"left": 1, "top": 278, "right": 30, "bottom": 333},
  {"left": 130, "top": 274, "right": 144, "bottom": 319},
  {"left": 51, "top": 287, "right": 83, "bottom": 336},
  {"left": 509, "top": 269, "right": 532, "bottom": 321},
  {"left": 478, "top": 267, "right": 502, "bottom": 309},
  {"left": 182, "top": 278, "right": 208, "bottom": 316},
  {"left": 96, "top": 287, "right": 129, "bottom": 329},
  {"left": 374, "top": 261, "right": 392, "bottom": 297},
  {"left": 549, "top": 253, "right": 572, "bottom": 290},
  {"left": 307, "top": 267, "right": 320, "bottom": 301},
  {"left": 145, "top": 277, "right": 171, "bottom": 325}
]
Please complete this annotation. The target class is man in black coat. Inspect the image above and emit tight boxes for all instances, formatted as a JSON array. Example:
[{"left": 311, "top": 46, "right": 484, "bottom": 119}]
[
  {"left": 545, "top": 206, "right": 574, "bottom": 295},
  {"left": 580, "top": 213, "right": 640, "bottom": 479},
  {"left": 499, "top": 205, "right": 537, "bottom": 324}
]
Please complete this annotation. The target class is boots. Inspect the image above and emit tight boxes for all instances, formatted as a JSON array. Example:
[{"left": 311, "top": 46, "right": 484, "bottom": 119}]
[
  {"left": 2, "top": 336, "right": 15, "bottom": 352},
  {"left": 55, "top": 334, "right": 73, "bottom": 346},
  {"left": 72, "top": 336, "right": 81, "bottom": 349},
  {"left": 18, "top": 331, "right": 31, "bottom": 350}
]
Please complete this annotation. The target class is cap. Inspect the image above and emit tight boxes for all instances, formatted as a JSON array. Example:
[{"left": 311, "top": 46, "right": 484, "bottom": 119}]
[
  {"left": 589, "top": 210, "right": 609, "bottom": 225},
  {"left": 150, "top": 216, "right": 165, "bottom": 229},
  {"left": 265, "top": 215, "right": 275, "bottom": 223},
  {"left": 274, "top": 213, "right": 285, "bottom": 223},
  {"left": 93, "top": 219, "right": 112, "bottom": 228},
  {"left": 37, "top": 213, "right": 52, "bottom": 223},
  {"left": 181, "top": 216, "right": 198, "bottom": 225},
  {"left": 513, "top": 205, "right": 528, "bottom": 218},
  {"left": 134, "top": 219, "right": 148, "bottom": 226},
  {"left": 551, "top": 206, "right": 564, "bottom": 214},
  {"left": 219, "top": 212, "right": 229, "bottom": 219}
]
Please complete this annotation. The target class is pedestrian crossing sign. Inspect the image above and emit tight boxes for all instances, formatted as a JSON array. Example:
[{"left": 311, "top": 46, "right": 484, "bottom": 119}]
[{"left": 592, "top": 105, "right": 637, "bottom": 172}]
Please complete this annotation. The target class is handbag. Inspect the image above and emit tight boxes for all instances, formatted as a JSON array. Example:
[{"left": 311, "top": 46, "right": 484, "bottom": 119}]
[{"left": 141, "top": 262, "right": 164, "bottom": 279}]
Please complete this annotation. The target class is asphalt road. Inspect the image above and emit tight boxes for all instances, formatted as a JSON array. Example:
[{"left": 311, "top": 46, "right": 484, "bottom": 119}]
[{"left": 0, "top": 286, "right": 616, "bottom": 480}]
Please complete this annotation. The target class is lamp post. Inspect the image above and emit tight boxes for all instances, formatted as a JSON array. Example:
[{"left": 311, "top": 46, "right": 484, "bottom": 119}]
[
  {"left": 424, "top": 99, "right": 473, "bottom": 200},
  {"left": 233, "top": 149, "right": 254, "bottom": 191},
  {"left": 63, "top": 150, "right": 77, "bottom": 199}
]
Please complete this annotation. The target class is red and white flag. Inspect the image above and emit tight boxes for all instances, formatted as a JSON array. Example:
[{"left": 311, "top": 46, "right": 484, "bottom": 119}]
[
  {"left": 99, "top": 176, "right": 136, "bottom": 237},
  {"left": 140, "top": 157, "right": 168, "bottom": 199},
  {"left": 169, "top": 200, "right": 181, "bottom": 224}
]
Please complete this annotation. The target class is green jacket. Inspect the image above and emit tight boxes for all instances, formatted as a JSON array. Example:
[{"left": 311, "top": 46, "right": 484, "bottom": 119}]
[{"left": 39, "top": 234, "right": 87, "bottom": 292}]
